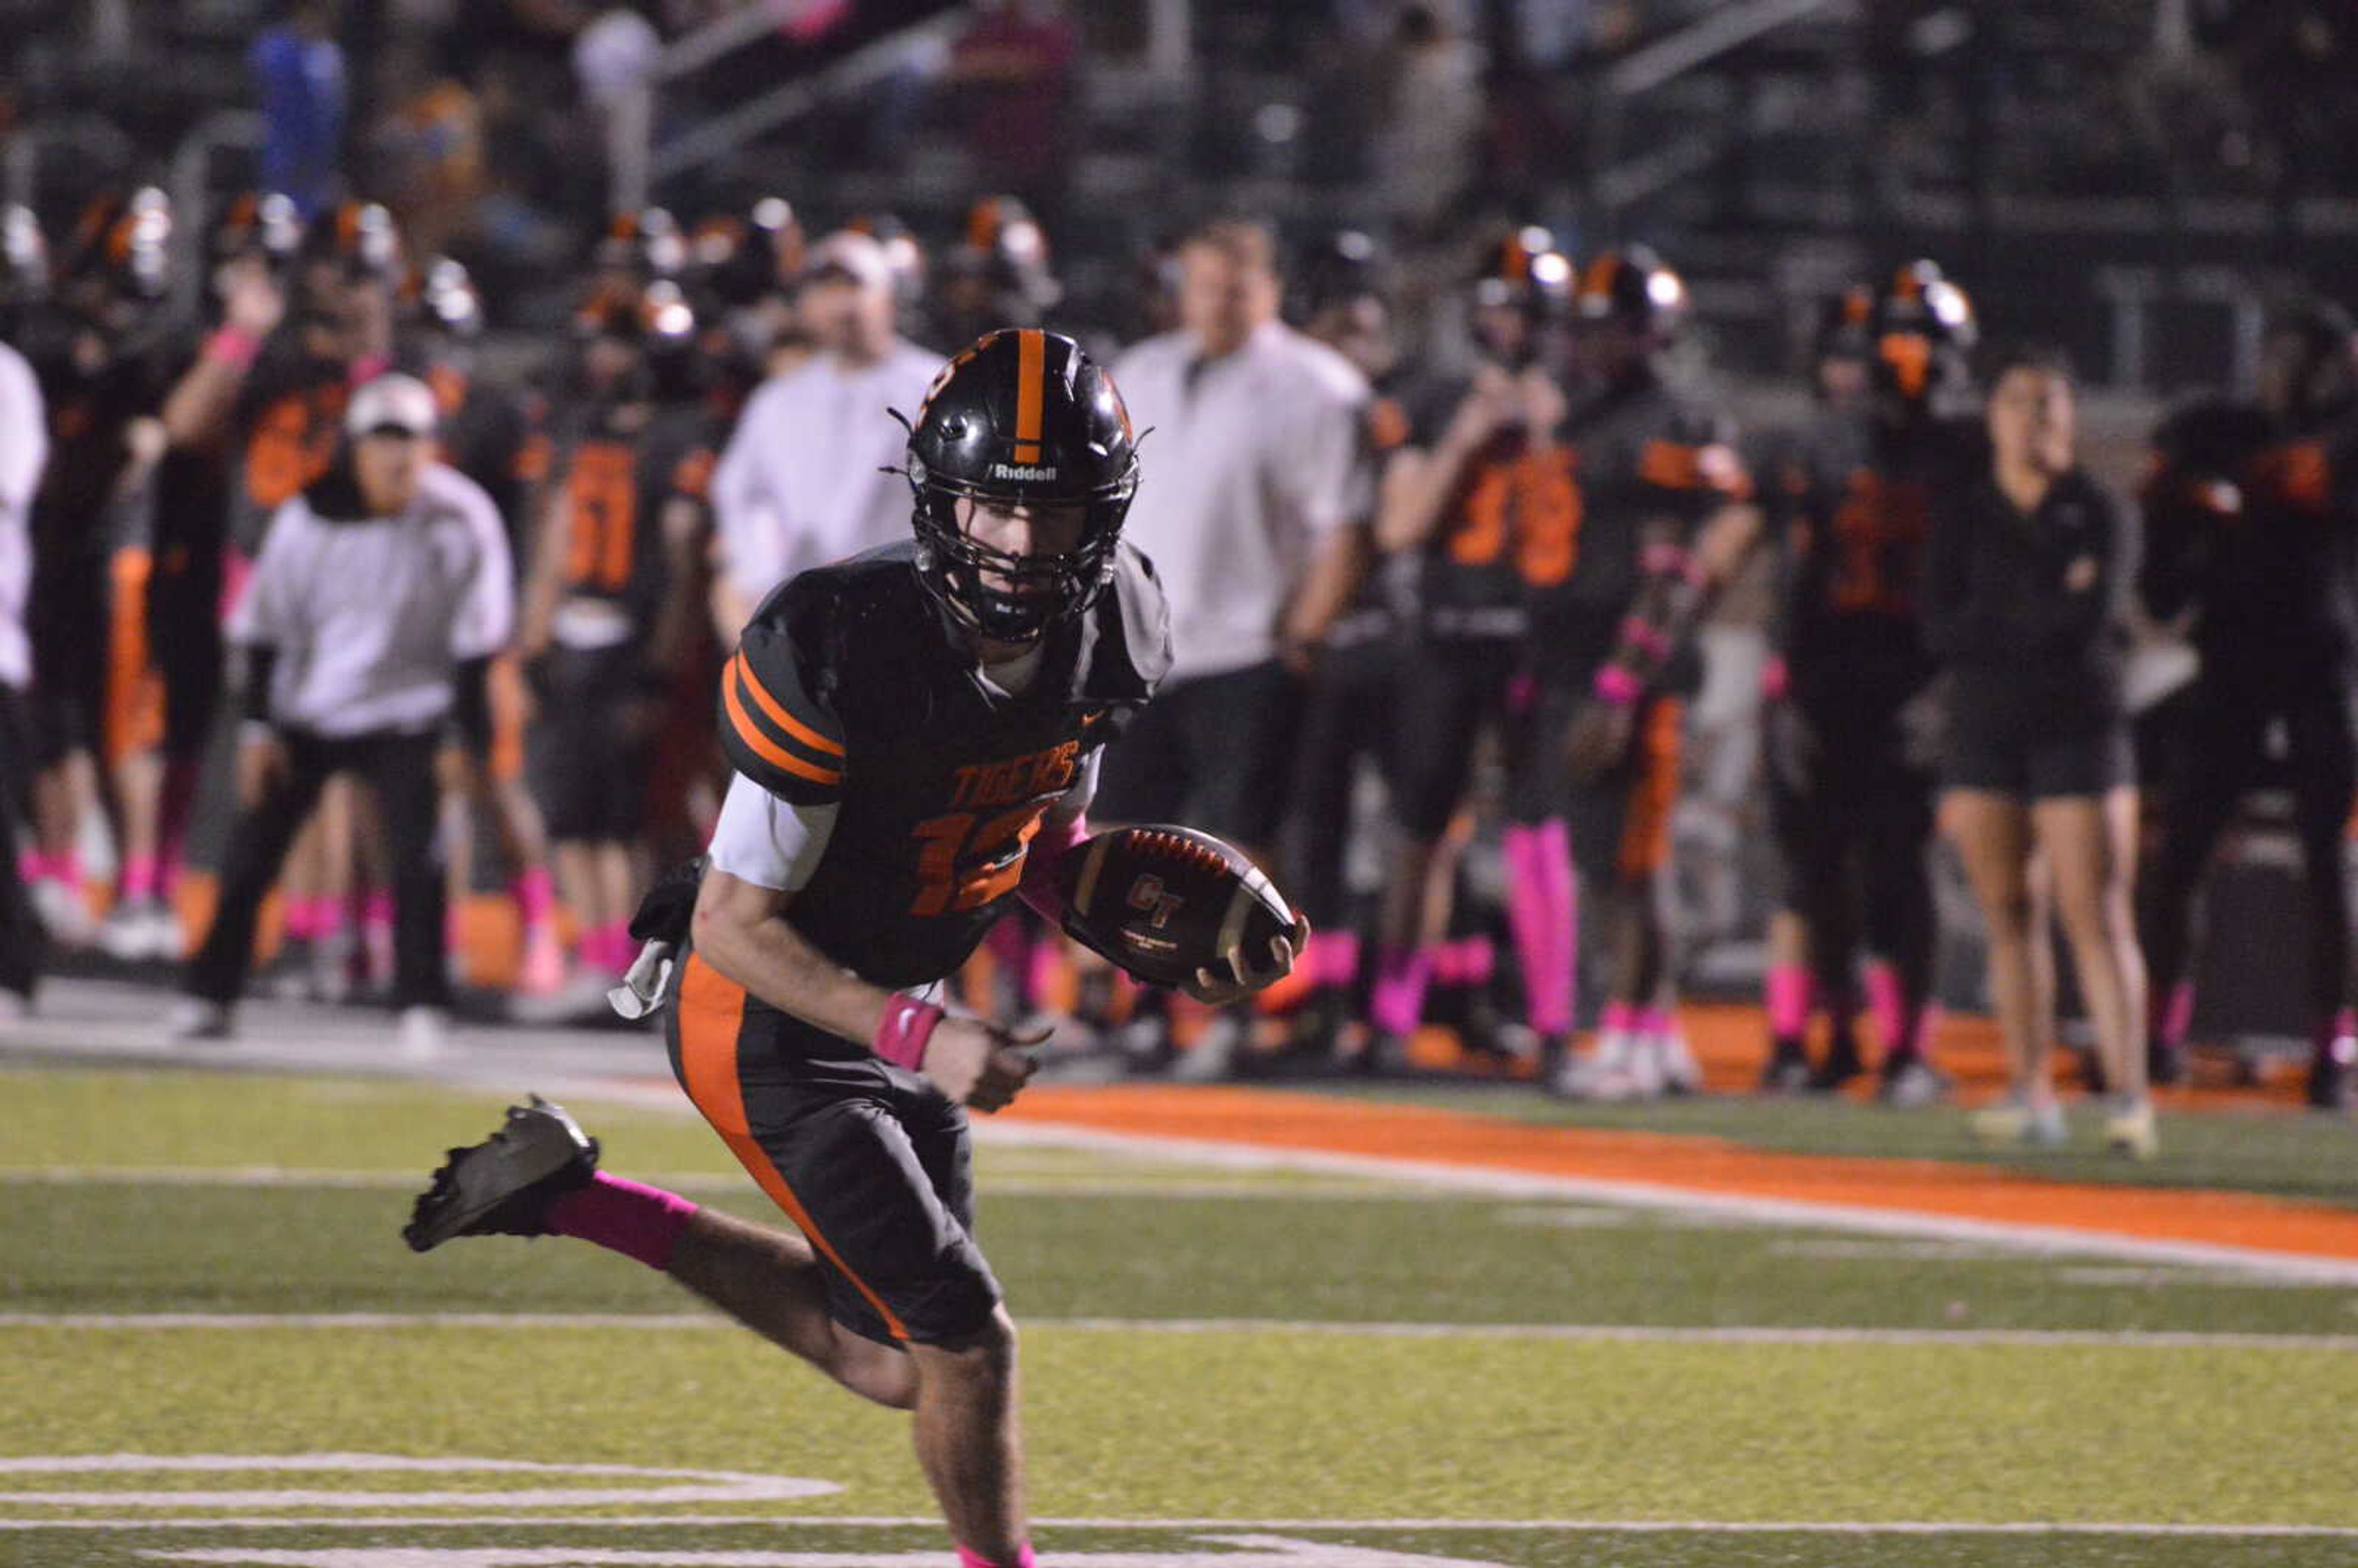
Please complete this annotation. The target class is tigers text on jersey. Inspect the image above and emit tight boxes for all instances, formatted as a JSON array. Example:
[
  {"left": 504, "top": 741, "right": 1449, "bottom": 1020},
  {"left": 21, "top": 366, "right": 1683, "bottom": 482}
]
[{"left": 718, "top": 538, "right": 1171, "bottom": 992}]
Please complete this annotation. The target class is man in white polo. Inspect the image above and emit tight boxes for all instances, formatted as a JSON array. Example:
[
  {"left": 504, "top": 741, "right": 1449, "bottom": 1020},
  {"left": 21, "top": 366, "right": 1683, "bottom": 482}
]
[
  {"left": 1099, "top": 219, "right": 1368, "bottom": 1069},
  {"left": 707, "top": 230, "right": 940, "bottom": 635},
  {"left": 0, "top": 325, "right": 49, "bottom": 1016},
  {"left": 172, "top": 374, "right": 513, "bottom": 1053}
]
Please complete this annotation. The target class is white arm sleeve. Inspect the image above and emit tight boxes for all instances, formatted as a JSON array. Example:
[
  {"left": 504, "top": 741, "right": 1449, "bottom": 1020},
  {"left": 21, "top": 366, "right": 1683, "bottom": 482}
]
[{"left": 707, "top": 770, "right": 839, "bottom": 891}]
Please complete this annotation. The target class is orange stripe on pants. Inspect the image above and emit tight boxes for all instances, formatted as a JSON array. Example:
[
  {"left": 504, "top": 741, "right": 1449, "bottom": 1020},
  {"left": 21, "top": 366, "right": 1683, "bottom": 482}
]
[
  {"left": 1617, "top": 698, "right": 1684, "bottom": 880},
  {"left": 105, "top": 548, "right": 166, "bottom": 768},
  {"left": 674, "top": 953, "right": 912, "bottom": 1341}
]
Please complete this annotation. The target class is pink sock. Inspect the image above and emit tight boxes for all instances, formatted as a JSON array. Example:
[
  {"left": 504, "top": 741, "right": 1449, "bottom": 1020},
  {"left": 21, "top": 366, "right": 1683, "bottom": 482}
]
[
  {"left": 513, "top": 868, "right": 556, "bottom": 936},
  {"left": 52, "top": 851, "right": 82, "bottom": 888},
  {"left": 1430, "top": 941, "right": 1466, "bottom": 988},
  {"left": 1370, "top": 945, "right": 1432, "bottom": 1036},
  {"left": 2159, "top": 982, "right": 2195, "bottom": 1050},
  {"left": 1453, "top": 934, "right": 1495, "bottom": 988},
  {"left": 1636, "top": 1005, "right": 1675, "bottom": 1038},
  {"left": 1504, "top": 821, "right": 1577, "bottom": 1034},
  {"left": 1865, "top": 962, "right": 1920, "bottom": 1059},
  {"left": 1766, "top": 964, "right": 1813, "bottom": 1040},
  {"left": 1601, "top": 999, "right": 1638, "bottom": 1034},
  {"left": 544, "top": 1171, "right": 698, "bottom": 1270},
  {"left": 957, "top": 1545, "right": 1037, "bottom": 1568},
  {"left": 1027, "top": 933, "right": 1064, "bottom": 1005},
  {"left": 18, "top": 850, "right": 47, "bottom": 884},
  {"left": 1306, "top": 929, "right": 1361, "bottom": 988},
  {"left": 120, "top": 855, "right": 159, "bottom": 902}
]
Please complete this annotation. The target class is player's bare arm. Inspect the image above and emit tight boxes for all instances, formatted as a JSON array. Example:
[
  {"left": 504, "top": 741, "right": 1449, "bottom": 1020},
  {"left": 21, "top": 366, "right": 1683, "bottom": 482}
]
[{"left": 691, "top": 867, "right": 1040, "bottom": 1111}]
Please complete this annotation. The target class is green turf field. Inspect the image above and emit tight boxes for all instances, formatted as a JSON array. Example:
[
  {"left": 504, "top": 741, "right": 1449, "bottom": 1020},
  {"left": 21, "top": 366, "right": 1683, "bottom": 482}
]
[{"left": 6, "top": 1065, "right": 2357, "bottom": 1567}]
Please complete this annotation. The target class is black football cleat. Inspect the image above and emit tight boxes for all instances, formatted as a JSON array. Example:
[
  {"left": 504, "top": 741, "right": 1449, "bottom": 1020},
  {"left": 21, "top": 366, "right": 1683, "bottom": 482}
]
[
  {"left": 2307, "top": 1042, "right": 2354, "bottom": 1113},
  {"left": 403, "top": 1095, "right": 601, "bottom": 1253},
  {"left": 2147, "top": 1036, "right": 2187, "bottom": 1089},
  {"left": 1805, "top": 1028, "right": 1865, "bottom": 1093},
  {"left": 1759, "top": 1038, "right": 1813, "bottom": 1093}
]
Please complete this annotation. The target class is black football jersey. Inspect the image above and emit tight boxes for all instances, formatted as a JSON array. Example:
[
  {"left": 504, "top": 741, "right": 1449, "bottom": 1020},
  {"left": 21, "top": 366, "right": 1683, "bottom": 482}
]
[
  {"left": 1395, "top": 370, "right": 1568, "bottom": 638},
  {"left": 719, "top": 539, "right": 1172, "bottom": 989},
  {"left": 547, "top": 406, "right": 717, "bottom": 638},
  {"left": 229, "top": 344, "right": 350, "bottom": 555},
  {"left": 1767, "top": 409, "right": 1977, "bottom": 716},
  {"left": 2142, "top": 398, "right": 2358, "bottom": 680},
  {"left": 1525, "top": 374, "right": 1749, "bottom": 683}
]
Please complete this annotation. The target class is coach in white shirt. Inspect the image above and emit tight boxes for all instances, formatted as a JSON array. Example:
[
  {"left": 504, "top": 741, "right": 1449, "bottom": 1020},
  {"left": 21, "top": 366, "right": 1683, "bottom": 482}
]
[
  {"left": 708, "top": 230, "right": 940, "bottom": 635},
  {"left": 174, "top": 375, "right": 513, "bottom": 1050},
  {"left": 0, "top": 335, "right": 48, "bottom": 1013},
  {"left": 1099, "top": 219, "right": 1368, "bottom": 858}
]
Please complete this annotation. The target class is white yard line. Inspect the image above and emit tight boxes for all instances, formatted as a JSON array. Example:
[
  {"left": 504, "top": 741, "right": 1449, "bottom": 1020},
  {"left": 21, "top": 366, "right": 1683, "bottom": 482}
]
[
  {"left": 2, "top": 1312, "right": 2354, "bottom": 1348},
  {"left": 0, "top": 1168, "right": 1431, "bottom": 1200},
  {"left": 2, "top": 1515, "right": 2357, "bottom": 1537}
]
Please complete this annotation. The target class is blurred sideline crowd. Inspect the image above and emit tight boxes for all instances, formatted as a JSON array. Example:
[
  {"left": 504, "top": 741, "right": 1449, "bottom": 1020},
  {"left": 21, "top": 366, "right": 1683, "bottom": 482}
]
[{"left": 2, "top": 169, "right": 2356, "bottom": 1155}]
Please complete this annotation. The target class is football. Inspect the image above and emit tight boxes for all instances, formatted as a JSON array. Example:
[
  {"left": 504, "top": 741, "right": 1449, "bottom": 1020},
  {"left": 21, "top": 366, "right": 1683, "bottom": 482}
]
[{"left": 1054, "top": 825, "right": 1301, "bottom": 989}]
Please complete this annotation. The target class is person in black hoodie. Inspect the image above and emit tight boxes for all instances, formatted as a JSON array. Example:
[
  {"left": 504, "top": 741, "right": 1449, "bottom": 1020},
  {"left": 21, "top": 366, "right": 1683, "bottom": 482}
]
[{"left": 1926, "top": 344, "right": 2152, "bottom": 1157}]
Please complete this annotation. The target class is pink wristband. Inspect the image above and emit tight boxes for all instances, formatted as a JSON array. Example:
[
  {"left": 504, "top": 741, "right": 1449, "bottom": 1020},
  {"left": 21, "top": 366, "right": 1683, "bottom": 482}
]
[
  {"left": 205, "top": 327, "right": 262, "bottom": 369},
  {"left": 1761, "top": 655, "right": 1791, "bottom": 702},
  {"left": 1594, "top": 666, "right": 1643, "bottom": 707},
  {"left": 873, "top": 994, "right": 944, "bottom": 1071},
  {"left": 348, "top": 354, "right": 392, "bottom": 386},
  {"left": 1617, "top": 616, "right": 1672, "bottom": 661}
]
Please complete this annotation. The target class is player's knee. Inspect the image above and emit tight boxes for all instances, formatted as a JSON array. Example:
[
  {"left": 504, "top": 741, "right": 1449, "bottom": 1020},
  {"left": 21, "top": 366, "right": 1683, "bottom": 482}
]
[{"left": 916, "top": 1305, "right": 1018, "bottom": 1387}]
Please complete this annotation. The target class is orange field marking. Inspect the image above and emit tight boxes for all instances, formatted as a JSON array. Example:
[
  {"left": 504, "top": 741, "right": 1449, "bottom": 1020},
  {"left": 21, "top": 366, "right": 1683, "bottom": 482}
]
[{"left": 1004, "top": 1080, "right": 2358, "bottom": 1265}]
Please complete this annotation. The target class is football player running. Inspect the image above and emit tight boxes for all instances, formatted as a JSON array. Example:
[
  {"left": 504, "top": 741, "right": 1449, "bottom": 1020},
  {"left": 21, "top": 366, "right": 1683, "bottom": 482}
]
[{"left": 407, "top": 331, "right": 1302, "bottom": 1568}]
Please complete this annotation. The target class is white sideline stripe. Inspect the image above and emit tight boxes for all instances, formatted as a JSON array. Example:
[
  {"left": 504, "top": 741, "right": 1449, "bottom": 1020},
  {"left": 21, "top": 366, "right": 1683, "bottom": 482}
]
[
  {"left": 4, "top": 1515, "right": 2358, "bottom": 1538},
  {"left": 4, "top": 1312, "right": 2357, "bottom": 1348},
  {"left": 981, "top": 1119, "right": 2358, "bottom": 1284}
]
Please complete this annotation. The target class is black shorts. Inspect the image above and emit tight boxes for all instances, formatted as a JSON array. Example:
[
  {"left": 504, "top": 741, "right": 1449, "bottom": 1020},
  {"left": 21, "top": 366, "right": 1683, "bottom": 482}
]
[
  {"left": 1507, "top": 683, "right": 1684, "bottom": 884},
  {"left": 1390, "top": 637, "right": 1517, "bottom": 839},
  {"left": 1092, "top": 658, "right": 1304, "bottom": 847},
  {"left": 1944, "top": 693, "right": 2133, "bottom": 800},
  {"left": 667, "top": 947, "right": 999, "bottom": 1348},
  {"left": 529, "top": 643, "right": 656, "bottom": 842},
  {"left": 150, "top": 552, "right": 225, "bottom": 759},
  {"left": 1765, "top": 709, "right": 1937, "bottom": 900}
]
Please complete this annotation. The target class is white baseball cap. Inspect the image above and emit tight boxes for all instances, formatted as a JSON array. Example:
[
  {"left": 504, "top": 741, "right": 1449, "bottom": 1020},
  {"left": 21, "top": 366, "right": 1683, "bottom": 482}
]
[
  {"left": 346, "top": 373, "right": 439, "bottom": 439},
  {"left": 803, "top": 230, "right": 893, "bottom": 292}
]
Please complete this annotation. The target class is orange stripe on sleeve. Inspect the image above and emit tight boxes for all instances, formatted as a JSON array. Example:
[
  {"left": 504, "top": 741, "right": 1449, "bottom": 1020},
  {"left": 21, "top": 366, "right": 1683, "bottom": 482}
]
[
  {"left": 675, "top": 954, "right": 912, "bottom": 1341},
  {"left": 733, "top": 651, "right": 846, "bottom": 757},
  {"left": 1013, "top": 328, "right": 1045, "bottom": 465},
  {"left": 725, "top": 667, "right": 842, "bottom": 787}
]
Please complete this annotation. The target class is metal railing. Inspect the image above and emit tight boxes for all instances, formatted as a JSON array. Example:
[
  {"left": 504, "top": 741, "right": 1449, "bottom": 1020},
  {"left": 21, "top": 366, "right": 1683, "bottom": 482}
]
[
  {"left": 166, "top": 110, "right": 265, "bottom": 323},
  {"left": 609, "top": 6, "right": 973, "bottom": 215},
  {"left": 1585, "top": 0, "right": 1846, "bottom": 231},
  {"left": 2, "top": 114, "right": 140, "bottom": 212}
]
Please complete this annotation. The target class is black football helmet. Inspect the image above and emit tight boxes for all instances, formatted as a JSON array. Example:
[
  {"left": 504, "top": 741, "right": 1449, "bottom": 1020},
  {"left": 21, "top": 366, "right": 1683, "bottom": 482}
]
[
  {"left": 302, "top": 200, "right": 403, "bottom": 282},
  {"left": 1472, "top": 225, "right": 1573, "bottom": 316},
  {"left": 1576, "top": 245, "right": 1687, "bottom": 339},
  {"left": 66, "top": 187, "right": 173, "bottom": 303},
  {"left": 212, "top": 190, "right": 305, "bottom": 274},
  {"left": 899, "top": 328, "right": 1140, "bottom": 644},
  {"left": 1871, "top": 259, "right": 1976, "bottom": 403}
]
